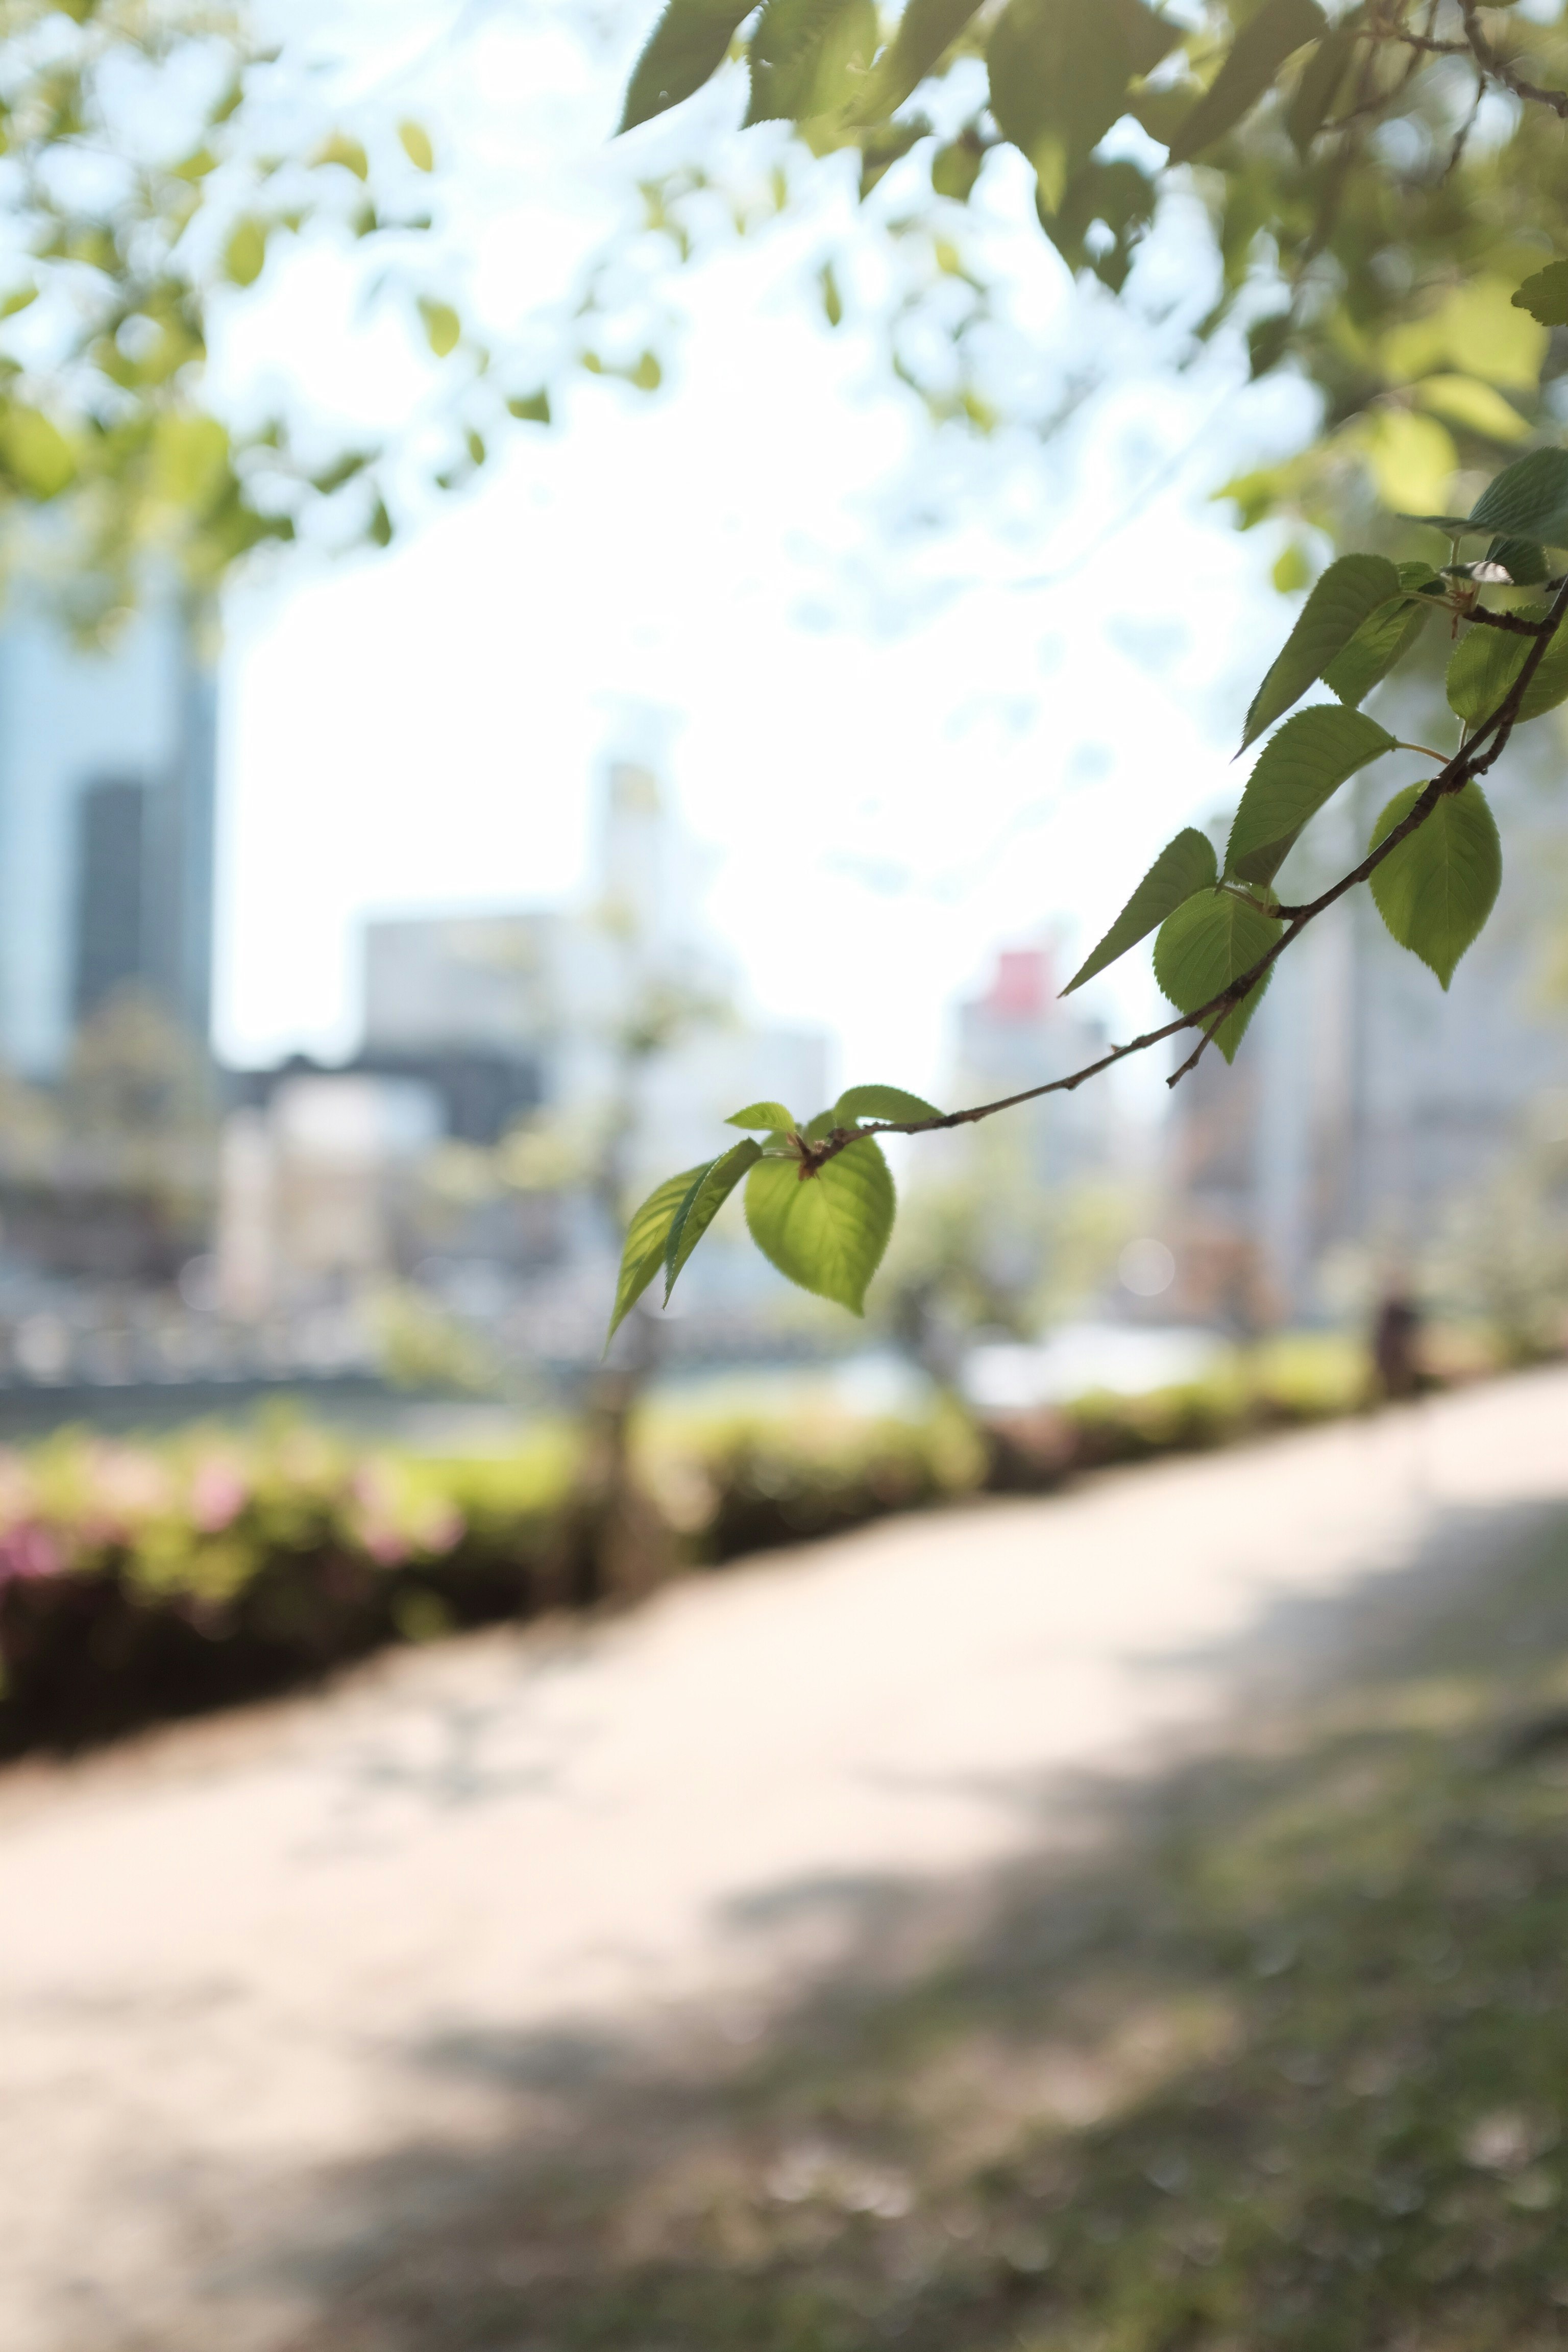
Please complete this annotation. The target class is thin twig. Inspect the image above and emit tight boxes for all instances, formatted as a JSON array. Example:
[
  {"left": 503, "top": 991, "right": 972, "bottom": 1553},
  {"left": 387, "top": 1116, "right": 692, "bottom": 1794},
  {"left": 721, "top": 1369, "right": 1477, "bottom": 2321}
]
[{"left": 797, "top": 578, "right": 1568, "bottom": 1172}]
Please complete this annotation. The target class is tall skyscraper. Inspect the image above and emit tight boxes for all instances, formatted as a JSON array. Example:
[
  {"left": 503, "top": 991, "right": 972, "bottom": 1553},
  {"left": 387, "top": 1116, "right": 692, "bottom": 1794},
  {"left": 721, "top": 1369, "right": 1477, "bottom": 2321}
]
[{"left": 0, "top": 595, "right": 215, "bottom": 1076}]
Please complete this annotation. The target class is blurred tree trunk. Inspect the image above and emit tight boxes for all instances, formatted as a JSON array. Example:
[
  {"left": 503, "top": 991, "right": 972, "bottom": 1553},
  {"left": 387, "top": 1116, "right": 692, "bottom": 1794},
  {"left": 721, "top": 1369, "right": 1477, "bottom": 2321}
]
[{"left": 550, "top": 1311, "right": 671, "bottom": 1608}]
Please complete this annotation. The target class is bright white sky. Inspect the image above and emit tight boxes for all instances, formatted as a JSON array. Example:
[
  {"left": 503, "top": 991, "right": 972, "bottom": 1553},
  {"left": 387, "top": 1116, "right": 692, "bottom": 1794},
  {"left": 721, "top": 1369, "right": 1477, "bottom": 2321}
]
[{"left": 213, "top": 0, "right": 1316, "bottom": 1113}]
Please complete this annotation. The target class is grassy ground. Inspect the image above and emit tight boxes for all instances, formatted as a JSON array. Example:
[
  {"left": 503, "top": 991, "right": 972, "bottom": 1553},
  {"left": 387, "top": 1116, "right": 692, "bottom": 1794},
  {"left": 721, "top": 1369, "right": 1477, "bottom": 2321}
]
[{"left": 308, "top": 1506, "right": 1568, "bottom": 2352}]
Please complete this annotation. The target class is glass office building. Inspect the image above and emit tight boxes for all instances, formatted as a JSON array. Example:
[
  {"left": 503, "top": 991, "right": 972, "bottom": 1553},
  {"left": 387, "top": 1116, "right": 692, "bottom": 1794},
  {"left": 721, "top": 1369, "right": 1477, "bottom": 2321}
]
[{"left": 0, "top": 597, "right": 215, "bottom": 1076}]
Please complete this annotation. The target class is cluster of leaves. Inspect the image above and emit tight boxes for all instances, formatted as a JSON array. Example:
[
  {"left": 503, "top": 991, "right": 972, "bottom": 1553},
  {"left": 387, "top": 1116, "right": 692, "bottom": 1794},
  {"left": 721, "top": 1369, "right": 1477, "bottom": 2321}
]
[
  {"left": 609, "top": 1081, "right": 943, "bottom": 1336},
  {"left": 0, "top": 0, "right": 569, "bottom": 621},
  {"left": 610, "top": 1, "right": 1568, "bottom": 526},
  {"left": 612, "top": 444, "right": 1568, "bottom": 1334}
]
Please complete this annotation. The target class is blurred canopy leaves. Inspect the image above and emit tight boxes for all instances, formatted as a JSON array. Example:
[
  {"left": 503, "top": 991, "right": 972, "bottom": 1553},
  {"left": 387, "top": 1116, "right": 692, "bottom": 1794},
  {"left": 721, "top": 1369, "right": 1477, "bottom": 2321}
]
[
  {"left": 16, "top": 0, "right": 1568, "bottom": 616},
  {"left": 609, "top": 0, "right": 1568, "bottom": 538},
  {"left": 0, "top": 0, "right": 508, "bottom": 627}
]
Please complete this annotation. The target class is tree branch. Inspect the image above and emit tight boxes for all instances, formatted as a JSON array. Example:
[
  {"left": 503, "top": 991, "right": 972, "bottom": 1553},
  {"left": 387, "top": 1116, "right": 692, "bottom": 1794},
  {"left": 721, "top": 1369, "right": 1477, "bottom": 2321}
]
[
  {"left": 1459, "top": 0, "right": 1568, "bottom": 118},
  {"left": 799, "top": 577, "right": 1568, "bottom": 1173},
  {"left": 1465, "top": 604, "right": 1555, "bottom": 636}
]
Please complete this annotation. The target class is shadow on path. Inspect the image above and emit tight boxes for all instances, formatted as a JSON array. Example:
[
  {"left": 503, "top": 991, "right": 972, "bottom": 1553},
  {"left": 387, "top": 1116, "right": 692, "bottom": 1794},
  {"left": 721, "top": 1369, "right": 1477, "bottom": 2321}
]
[{"left": 164, "top": 1492, "right": 1568, "bottom": 2352}]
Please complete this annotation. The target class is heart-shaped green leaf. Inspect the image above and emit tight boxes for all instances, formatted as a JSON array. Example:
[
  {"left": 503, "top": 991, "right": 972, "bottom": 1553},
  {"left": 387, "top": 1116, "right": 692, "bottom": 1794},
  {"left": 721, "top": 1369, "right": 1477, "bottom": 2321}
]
[
  {"left": 606, "top": 1163, "right": 710, "bottom": 1344},
  {"left": 664, "top": 1138, "right": 760, "bottom": 1302},
  {"left": 1226, "top": 705, "right": 1396, "bottom": 884},
  {"left": 1154, "top": 889, "right": 1284, "bottom": 1063},
  {"left": 1369, "top": 783, "right": 1501, "bottom": 989},
  {"left": 745, "top": 1139, "right": 895, "bottom": 1314},
  {"left": 1242, "top": 553, "right": 1402, "bottom": 748},
  {"left": 1063, "top": 827, "right": 1218, "bottom": 994},
  {"left": 834, "top": 1083, "right": 944, "bottom": 1125}
]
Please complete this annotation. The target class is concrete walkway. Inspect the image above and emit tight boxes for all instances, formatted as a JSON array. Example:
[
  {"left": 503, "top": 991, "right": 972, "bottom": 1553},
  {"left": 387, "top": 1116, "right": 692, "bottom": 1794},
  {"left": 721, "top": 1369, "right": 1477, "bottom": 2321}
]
[{"left": 3, "top": 1369, "right": 1566, "bottom": 2350}]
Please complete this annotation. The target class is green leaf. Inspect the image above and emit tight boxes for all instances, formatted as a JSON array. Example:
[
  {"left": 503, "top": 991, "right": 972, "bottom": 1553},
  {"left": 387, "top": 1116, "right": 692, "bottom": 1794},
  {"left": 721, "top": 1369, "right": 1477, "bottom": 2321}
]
[
  {"left": 313, "top": 131, "right": 369, "bottom": 179},
  {"left": 223, "top": 218, "right": 267, "bottom": 288},
  {"left": 987, "top": 0, "right": 1137, "bottom": 209},
  {"left": 1412, "top": 374, "right": 1528, "bottom": 445},
  {"left": 745, "top": 0, "right": 878, "bottom": 124},
  {"left": 1512, "top": 261, "right": 1568, "bottom": 330},
  {"left": 0, "top": 406, "right": 75, "bottom": 499},
  {"left": 1286, "top": 12, "right": 1358, "bottom": 153},
  {"left": 1227, "top": 705, "right": 1395, "bottom": 884},
  {"left": 1445, "top": 605, "right": 1568, "bottom": 726},
  {"left": 1369, "top": 783, "right": 1501, "bottom": 989},
  {"left": 664, "top": 1139, "right": 761, "bottom": 1301},
  {"left": 1106, "top": 0, "right": 1185, "bottom": 78},
  {"left": 150, "top": 412, "right": 229, "bottom": 506},
  {"left": 931, "top": 138, "right": 983, "bottom": 200},
  {"left": 398, "top": 119, "right": 435, "bottom": 171},
  {"left": 1153, "top": 890, "right": 1284, "bottom": 1063},
  {"left": 856, "top": 0, "right": 986, "bottom": 117},
  {"left": 1323, "top": 598, "right": 1429, "bottom": 708},
  {"left": 507, "top": 388, "right": 551, "bottom": 425},
  {"left": 310, "top": 448, "right": 372, "bottom": 495},
  {"left": 1466, "top": 448, "right": 1568, "bottom": 546},
  {"left": 745, "top": 1139, "right": 895, "bottom": 1314},
  {"left": 607, "top": 1163, "right": 710, "bottom": 1342},
  {"left": 1241, "top": 553, "right": 1401, "bottom": 748},
  {"left": 1063, "top": 827, "right": 1218, "bottom": 993},
  {"left": 418, "top": 297, "right": 460, "bottom": 358},
  {"left": 726, "top": 1100, "right": 796, "bottom": 1132},
  {"left": 619, "top": 0, "right": 754, "bottom": 131},
  {"left": 834, "top": 1084, "right": 944, "bottom": 1124},
  {"left": 1166, "top": 0, "right": 1325, "bottom": 164}
]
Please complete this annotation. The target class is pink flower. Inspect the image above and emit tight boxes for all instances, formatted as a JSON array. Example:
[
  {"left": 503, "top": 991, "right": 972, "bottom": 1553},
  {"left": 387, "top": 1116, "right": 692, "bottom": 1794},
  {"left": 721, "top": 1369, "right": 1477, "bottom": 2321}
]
[
  {"left": 0, "top": 1521, "right": 63, "bottom": 1582},
  {"left": 360, "top": 1525, "right": 410, "bottom": 1568},
  {"left": 190, "top": 1459, "right": 248, "bottom": 1534}
]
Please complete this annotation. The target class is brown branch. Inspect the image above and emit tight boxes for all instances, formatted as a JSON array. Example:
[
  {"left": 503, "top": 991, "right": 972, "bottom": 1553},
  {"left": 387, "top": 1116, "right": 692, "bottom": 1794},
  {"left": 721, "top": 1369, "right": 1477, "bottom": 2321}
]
[
  {"left": 1460, "top": 0, "right": 1568, "bottom": 118},
  {"left": 1362, "top": 0, "right": 1568, "bottom": 116},
  {"left": 798, "top": 578, "right": 1568, "bottom": 1172},
  {"left": 1466, "top": 606, "right": 1554, "bottom": 636}
]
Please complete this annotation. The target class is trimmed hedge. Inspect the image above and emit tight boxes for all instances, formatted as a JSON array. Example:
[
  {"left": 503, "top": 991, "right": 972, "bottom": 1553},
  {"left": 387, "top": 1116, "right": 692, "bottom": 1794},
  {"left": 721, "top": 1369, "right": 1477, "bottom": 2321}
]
[{"left": 0, "top": 1335, "right": 1410, "bottom": 1754}]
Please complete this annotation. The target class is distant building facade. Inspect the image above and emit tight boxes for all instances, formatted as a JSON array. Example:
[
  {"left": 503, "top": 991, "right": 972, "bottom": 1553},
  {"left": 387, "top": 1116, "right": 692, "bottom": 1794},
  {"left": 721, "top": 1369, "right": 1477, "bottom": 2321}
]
[
  {"left": 217, "top": 761, "right": 832, "bottom": 1352},
  {"left": 1167, "top": 766, "right": 1568, "bottom": 1328},
  {"left": 952, "top": 945, "right": 1117, "bottom": 1185},
  {"left": 0, "top": 596, "right": 216, "bottom": 1076}
]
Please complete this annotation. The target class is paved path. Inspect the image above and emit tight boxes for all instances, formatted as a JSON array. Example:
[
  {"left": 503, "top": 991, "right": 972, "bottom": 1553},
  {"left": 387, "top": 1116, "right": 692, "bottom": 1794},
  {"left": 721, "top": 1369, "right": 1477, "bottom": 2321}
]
[{"left": 3, "top": 1370, "right": 1567, "bottom": 2350}]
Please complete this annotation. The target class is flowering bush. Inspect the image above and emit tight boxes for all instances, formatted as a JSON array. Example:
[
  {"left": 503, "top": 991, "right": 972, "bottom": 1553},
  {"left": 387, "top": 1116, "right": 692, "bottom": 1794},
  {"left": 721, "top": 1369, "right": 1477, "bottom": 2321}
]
[
  {"left": 0, "top": 1418, "right": 573, "bottom": 1754},
  {"left": 0, "top": 1335, "right": 1428, "bottom": 1756}
]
